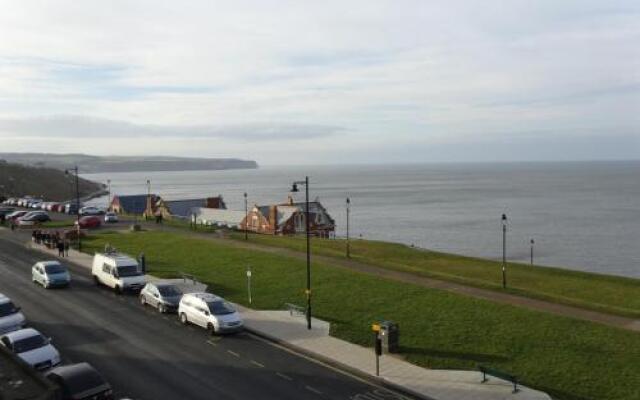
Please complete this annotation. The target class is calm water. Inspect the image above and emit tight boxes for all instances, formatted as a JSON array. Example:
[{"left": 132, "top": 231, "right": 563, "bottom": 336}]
[{"left": 83, "top": 161, "right": 640, "bottom": 278}]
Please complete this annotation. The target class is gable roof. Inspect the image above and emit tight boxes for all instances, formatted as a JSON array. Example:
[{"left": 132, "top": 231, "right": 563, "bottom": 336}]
[
  {"left": 114, "top": 194, "right": 154, "bottom": 214},
  {"left": 165, "top": 199, "right": 207, "bottom": 218}
]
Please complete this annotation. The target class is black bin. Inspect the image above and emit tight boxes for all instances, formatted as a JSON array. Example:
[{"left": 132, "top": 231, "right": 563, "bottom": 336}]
[{"left": 379, "top": 320, "right": 399, "bottom": 353}]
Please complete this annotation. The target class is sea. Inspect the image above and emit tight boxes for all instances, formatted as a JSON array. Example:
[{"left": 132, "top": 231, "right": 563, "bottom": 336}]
[{"left": 83, "top": 161, "right": 640, "bottom": 279}]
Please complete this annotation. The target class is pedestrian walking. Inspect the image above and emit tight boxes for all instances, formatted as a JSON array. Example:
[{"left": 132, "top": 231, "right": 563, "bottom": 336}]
[
  {"left": 32, "top": 230, "right": 37, "bottom": 242},
  {"left": 64, "top": 239, "right": 70, "bottom": 257},
  {"left": 57, "top": 239, "right": 64, "bottom": 257}
]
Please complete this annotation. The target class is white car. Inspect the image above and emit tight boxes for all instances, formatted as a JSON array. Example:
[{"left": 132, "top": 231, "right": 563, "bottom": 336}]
[
  {"left": 32, "top": 261, "right": 71, "bottom": 288},
  {"left": 104, "top": 211, "right": 119, "bottom": 223},
  {"left": 91, "top": 252, "right": 146, "bottom": 293},
  {"left": 0, "top": 328, "right": 61, "bottom": 371},
  {"left": 79, "top": 206, "right": 105, "bottom": 216},
  {"left": 178, "top": 292, "right": 243, "bottom": 334},
  {"left": 0, "top": 293, "right": 26, "bottom": 334}
]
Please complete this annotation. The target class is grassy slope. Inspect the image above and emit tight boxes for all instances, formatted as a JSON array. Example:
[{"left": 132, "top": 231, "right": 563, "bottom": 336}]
[
  {"left": 227, "top": 233, "right": 640, "bottom": 318},
  {"left": 83, "top": 230, "right": 640, "bottom": 400}
]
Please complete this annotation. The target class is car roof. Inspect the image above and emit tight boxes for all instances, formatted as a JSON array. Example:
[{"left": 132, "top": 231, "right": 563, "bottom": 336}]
[
  {"left": 36, "top": 261, "right": 62, "bottom": 267},
  {"left": 3, "top": 328, "right": 42, "bottom": 341},
  {"left": 184, "top": 292, "right": 220, "bottom": 302}
]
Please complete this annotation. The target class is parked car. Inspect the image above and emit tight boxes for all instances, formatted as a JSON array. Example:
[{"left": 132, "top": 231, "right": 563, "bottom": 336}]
[
  {"left": 52, "top": 203, "right": 65, "bottom": 213},
  {"left": 17, "top": 211, "right": 51, "bottom": 225},
  {"left": 46, "top": 363, "right": 114, "bottom": 400},
  {"left": 178, "top": 292, "right": 243, "bottom": 334},
  {"left": 0, "top": 328, "right": 61, "bottom": 371},
  {"left": 104, "top": 212, "right": 118, "bottom": 223},
  {"left": 32, "top": 261, "right": 71, "bottom": 288},
  {"left": 6, "top": 210, "right": 28, "bottom": 222},
  {"left": 91, "top": 252, "right": 146, "bottom": 293},
  {"left": 65, "top": 203, "right": 80, "bottom": 215},
  {"left": 140, "top": 282, "right": 183, "bottom": 313},
  {"left": 75, "top": 216, "right": 102, "bottom": 229},
  {"left": 0, "top": 207, "right": 15, "bottom": 217},
  {"left": 79, "top": 206, "right": 105, "bottom": 216},
  {"left": 0, "top": 293, "right": 26, "bottom": 334}
]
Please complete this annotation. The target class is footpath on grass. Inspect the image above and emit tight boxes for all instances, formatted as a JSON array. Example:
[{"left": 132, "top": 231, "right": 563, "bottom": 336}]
[
  {"left": 144, "top": 223, "right": 640, "bottom": 333},
  {"left": 28, "top": 240, "right": 551, "bottom": 400}
]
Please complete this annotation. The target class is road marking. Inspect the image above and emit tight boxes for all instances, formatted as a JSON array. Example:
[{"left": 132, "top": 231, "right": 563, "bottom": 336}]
[
  {"left": 276, "top": 372, "right": 293, "bottom": 381},
  {"left": 305, "top": 385, "right": 323, "bottom": 395},
  {"left": 227, "top": 350, "right": 240, "bottom": 358},
  {"left": 250, "top": 360, "right": 265, "bottom": 368},
  {"left": 206, "top": 340, "right": 218, "bottom": 347}
]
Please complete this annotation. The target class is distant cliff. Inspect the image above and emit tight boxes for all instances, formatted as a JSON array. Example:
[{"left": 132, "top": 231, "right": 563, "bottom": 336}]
[
  {"left": 0, "top": 153, "right": 258, "bottom": 174},
  {"left": 0, "top": 161, "right": 105, "bottom": 201}
]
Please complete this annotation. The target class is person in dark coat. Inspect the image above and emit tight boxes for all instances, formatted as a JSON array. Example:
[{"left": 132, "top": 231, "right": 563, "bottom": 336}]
[
  {"left": 57, "top": 239, "right": 65, "bottom": 257},
  {"left": 64, "top": 239, "right": 70, "bottom": 256}
]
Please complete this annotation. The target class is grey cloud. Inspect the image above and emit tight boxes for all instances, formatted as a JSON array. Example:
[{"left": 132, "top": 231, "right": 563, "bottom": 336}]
[{"left": 0, "top": 116, "right": 343, "bottom": 141}]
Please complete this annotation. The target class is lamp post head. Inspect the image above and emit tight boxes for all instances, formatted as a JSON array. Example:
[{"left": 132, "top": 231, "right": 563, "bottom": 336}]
[
  {"left": 244, "top": 192, "right": 247, "bottom": 198},
  {"left": 501, "top": 213, "right": 507, "bottom": 226},
  {"left": 346, "top": 197, "right": 350, "bottom": 205},
  {"left": 291, "top": 183, "right": 299, "bottom": 193},
  {"left": 531, "top": 238, "right": 535, "bottom": 245}
]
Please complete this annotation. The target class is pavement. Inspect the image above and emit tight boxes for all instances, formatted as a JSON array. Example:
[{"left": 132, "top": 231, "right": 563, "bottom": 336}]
[{"left": 25, "top": 234, "right": 552, "bottom": 400}]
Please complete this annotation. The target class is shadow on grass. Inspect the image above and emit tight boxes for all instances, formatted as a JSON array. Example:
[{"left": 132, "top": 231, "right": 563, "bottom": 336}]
[{"left": 400, "top": 345, "right": 510, "bottom": 363}]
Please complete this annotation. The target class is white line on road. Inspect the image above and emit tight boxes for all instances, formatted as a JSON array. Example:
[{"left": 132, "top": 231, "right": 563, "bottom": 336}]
[
  {"left": 206, "top": 340, "right": 218, "bottom": 347},
  {"left": 250, "top": 360, "right": 265, "bottom": 368},
  {"left": 305, "top": 385, "right": 323, "bottom": 395},
  {"left": 276, "top": 372, "right": 293, "bottom": 381},
  {"left": 227, "top": 350, "right": 240, "bottom": 357}
]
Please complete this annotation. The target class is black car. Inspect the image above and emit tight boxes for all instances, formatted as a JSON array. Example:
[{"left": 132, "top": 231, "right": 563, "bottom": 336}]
[{"left": 46, "top": 363, "right": 114, "bottom": 400}]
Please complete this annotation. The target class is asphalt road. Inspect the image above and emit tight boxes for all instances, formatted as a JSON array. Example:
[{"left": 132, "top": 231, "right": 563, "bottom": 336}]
[{"left": 0, "top": 230, "right": 413, "bottom": 400}]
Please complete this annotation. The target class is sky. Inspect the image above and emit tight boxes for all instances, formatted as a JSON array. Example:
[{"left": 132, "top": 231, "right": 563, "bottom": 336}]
[{"left": 0, "top": 0, "right": 638, "bottom": 165}]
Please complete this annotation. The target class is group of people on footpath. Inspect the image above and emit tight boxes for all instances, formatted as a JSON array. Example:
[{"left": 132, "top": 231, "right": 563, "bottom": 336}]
[{"left": 32, "top": 229, "right": 70, "bottom": 257}]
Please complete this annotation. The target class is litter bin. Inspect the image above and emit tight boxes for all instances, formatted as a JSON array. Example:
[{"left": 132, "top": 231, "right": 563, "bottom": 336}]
[{"left": 379, "top": 320, "right": 399, "bottom": 353}]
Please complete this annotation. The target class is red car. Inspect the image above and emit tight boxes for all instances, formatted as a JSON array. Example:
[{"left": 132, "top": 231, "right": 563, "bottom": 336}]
[{"left": 75, "top": 216, "right": 102, "bottom": 229}]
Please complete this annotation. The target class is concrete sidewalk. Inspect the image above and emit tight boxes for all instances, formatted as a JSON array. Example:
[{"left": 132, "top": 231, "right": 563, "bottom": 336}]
[{"left": 28, "top": 241, "right": 551, "bottom": 400}]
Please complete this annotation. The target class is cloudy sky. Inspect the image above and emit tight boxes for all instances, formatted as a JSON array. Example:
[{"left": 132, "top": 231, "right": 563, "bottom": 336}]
[{"left": 0, "top": 0, "right": 638, "bottom": 164}]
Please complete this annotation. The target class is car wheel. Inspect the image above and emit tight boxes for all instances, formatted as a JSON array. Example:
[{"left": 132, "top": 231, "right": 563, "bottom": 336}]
[
  {"left": 158, "top": 303, "right": 165, "bottom": 313},
  {"left": 93, "top": 276, "right": 100, "bottom": 286},
  {"left": 180, "top": 313, "right": 189, "bottom": 325},
  {"left": 114, "top": 285, "right": 122, "bottom": 295},
  {"left": 207, "top": 323, "right": 217, "bottom": 335},
  {"left": 140, "top": 295, "right": 146, "bottom": 306}
]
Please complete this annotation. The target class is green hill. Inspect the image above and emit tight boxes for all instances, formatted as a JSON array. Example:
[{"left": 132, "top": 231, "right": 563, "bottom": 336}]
[{"left": 0, "top": 160, "right": 105, "bottom": 202}]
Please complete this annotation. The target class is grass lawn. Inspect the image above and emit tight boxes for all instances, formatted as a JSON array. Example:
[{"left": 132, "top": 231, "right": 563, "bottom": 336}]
[
  {"left": 41, "top": 219, "right": 75, "bottom": 228},
  {"left": 227, "top": 233, "right": 640, "bottom": 318},
  {"left": 82, "top": 230, "right": 640, "bottom": 400}
]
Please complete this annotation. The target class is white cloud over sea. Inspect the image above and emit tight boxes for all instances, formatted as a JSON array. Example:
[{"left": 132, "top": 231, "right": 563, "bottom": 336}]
[{"left": 0, "top": 0, "right": 638, "bottom": 163}]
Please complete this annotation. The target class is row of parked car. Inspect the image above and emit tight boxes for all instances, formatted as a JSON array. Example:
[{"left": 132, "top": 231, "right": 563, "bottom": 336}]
[
  {"left": 0, "top": 265, "right": 114, "bottom": 400},
  {"left": 0, "top": 250, "right": 244, "bottom": 399},
  {"left": 4, "top": 197, "right": 80, "bottom": 215}
]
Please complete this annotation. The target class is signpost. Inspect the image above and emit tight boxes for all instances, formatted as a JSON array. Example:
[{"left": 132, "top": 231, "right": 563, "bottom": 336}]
[
  {"left": 372, "top": 323, "right": 382, "bottom": 376},
  {"left": 246, "top": 266, "right": 252, "bottom": 305}
]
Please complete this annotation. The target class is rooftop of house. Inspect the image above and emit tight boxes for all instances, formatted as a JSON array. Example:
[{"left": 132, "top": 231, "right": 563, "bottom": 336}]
[{"left": 112, "top": 194, "right": 157, "bottom": 214}]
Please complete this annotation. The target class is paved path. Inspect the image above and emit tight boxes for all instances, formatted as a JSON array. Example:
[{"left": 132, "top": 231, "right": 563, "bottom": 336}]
[
  {"left": 26, "top": 238, "right": 551, "bottom": 400},
  {"left": 144, "top": 223, "right": 640, "bottom": 333}
]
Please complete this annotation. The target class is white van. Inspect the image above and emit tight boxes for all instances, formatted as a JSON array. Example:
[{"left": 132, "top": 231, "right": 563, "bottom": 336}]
[{"left": 91, "top": 253, "right": 146, "bottom": 294}]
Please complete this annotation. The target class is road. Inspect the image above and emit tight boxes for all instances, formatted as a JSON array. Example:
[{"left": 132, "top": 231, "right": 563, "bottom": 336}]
[{"left": 0, "top": 231, "right": 412, "bottom": 400}]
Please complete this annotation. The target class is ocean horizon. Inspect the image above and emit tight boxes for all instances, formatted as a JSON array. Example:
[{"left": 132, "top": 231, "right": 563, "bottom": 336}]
[{"left": 84, "top": 160, "right": 640, "bottom": 279}]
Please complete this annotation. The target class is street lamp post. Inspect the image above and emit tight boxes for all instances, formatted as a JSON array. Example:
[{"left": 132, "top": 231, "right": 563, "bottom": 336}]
[
  {"left": 501, "top": 213, "right": 507, "bottom": 289},
  {"left": 291, "top": 176, "right": 311, "bottom": 330},
  {"left": 244, "top": 192, "right": 248, "bottom": 240},
  {"left": 146, "top": 179, "right": 151, "bottom": 220},
  {"left": 530, "top": 238, "right": 535, "bottom": 266},
  {"left": 107, "top": 179, "right": 111, "bottom": 211},
  {"left": 346, "top": 197, "right": 351, "bottom": 258},
  {"left": 65, "top": 166, "right": 81, "bottom": 251}
]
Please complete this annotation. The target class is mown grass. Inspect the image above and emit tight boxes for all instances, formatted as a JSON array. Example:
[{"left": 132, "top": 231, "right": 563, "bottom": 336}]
[
  {"left": 82, "top": 230, "right": 640, "bottom": 400},
  {"left": 41, "top": 219, "right": 75, "bottom": 228},
  {"left": 227, "top": 233, "right": 640, "bottom": 318}
]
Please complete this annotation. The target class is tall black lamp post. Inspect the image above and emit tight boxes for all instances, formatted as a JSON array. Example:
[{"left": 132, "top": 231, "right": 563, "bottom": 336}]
[
  {"left": 65, "top": 166, "right": 81, "bottom": 251},
  {"left": 244, "top": 192, "right": 248, "bottom": 240},
  {"left": 107, "top": 179, "right": 111, "bottom": 211},
  {"left": 501, "top": 213, "right": 507, "bottom": 289},
  {"left": 530, "top": 238, "right": 535, "bottom": 266},
  {"left": 346, "top": 197, "right": 351, "bottom": 258},
  {"left": 291, "top": 176, "right": 311, "bottom": 330},
  {"left": 146, "top": 179, "right": 151, "bottom": 220}
]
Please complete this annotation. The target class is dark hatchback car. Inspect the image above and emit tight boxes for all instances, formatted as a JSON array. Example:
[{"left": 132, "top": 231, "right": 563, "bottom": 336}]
[{"left": 46, "top": 362, "right": 113, "bottom": 400}]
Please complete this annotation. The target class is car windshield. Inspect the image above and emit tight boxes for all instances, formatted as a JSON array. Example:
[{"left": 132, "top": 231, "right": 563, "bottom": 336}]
[
  {"left": 0, "top": 301, "right": 18, "bottom": 317},
  {"left": 45, "top": 264, "right": 66, "bottom": 274},
  {"left": 207, "top": 301, "right": 235, "bottom": 315},
  {"left": 117, "top": 265, "right": 140, "bottom": 277},
  {"left": 13, "top": 334, "right": 47, "bottom": 353},
  {"left": 158, "top": 285, "right": 182, "bottom": 297}
]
